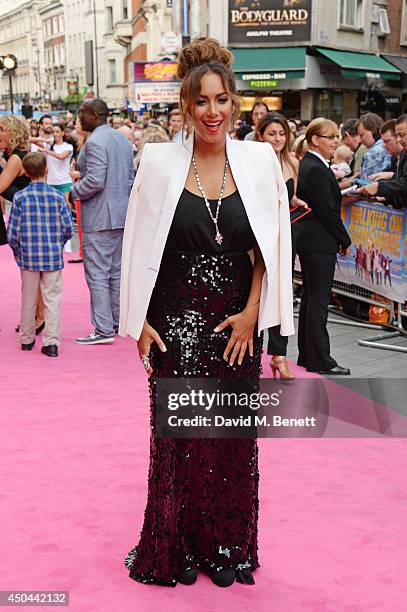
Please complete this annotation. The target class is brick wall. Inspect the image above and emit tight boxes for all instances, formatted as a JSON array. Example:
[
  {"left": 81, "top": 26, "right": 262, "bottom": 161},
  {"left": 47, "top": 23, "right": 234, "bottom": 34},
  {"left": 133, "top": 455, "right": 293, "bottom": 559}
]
[{"left": 379, "top": 0, "right": 407, "bottom": 56}]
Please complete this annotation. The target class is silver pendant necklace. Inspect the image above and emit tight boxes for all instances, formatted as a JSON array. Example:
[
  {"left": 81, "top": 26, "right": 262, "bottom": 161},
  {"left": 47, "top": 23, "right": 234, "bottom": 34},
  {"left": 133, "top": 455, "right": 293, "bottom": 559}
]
[{"left": 191, "top": 154, "right": 229, "bottom": 245}]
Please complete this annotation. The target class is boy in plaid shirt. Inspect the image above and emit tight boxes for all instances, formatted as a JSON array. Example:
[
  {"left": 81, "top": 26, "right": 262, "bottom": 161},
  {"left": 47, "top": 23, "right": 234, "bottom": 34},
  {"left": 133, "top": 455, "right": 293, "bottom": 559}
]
[{"left": 7, "top": 152, "right": 73, "bottom": 357}]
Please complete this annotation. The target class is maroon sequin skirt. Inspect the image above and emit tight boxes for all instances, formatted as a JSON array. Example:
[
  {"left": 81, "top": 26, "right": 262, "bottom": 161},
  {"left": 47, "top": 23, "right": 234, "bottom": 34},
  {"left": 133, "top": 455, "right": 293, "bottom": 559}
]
[{"left": 125, "top": 251, "right": 263, "bottom": 586}]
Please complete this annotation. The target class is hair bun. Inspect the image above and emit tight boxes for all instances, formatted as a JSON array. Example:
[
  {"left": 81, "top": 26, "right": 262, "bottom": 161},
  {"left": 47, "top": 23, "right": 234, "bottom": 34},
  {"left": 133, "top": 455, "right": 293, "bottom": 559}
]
[{"left": 177, "top": 38, "right": 234, "bottom": 80}]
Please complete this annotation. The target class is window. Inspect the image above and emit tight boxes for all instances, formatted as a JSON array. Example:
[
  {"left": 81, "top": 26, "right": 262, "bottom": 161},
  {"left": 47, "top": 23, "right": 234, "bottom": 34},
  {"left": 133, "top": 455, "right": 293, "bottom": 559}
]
[
  {"left": 59, "top": 14, "right": 64, "bottom": 32},
  {"left": 60, "top": 43, "right": 65, "bottom": 64},
  {"left": 123, "top": 0, "right": 128, "bottom": 20},
  {"left": 316, "top": 91, "right": 343, "bottom": 126},
  {"left": 106, "top": 6, "right": 113, "bottom": 32},
  {"left": 108, "top": 59, "right": 116, "bottom": 83},
  {"left": 378, "top": 8, "right": 390, "bottom": 35},
  {"left": 53, "top": 16, "right": 59, "bottom": 34},
  {"left": 339, "top": 0, "right": 363, "bottom": 29}
]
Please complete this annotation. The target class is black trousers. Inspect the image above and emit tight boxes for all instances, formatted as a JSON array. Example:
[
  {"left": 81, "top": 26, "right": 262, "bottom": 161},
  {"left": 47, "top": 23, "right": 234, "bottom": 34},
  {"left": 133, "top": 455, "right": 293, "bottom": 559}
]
[{"left": 297, "top": 252, "right": 337, "bottom": 371}]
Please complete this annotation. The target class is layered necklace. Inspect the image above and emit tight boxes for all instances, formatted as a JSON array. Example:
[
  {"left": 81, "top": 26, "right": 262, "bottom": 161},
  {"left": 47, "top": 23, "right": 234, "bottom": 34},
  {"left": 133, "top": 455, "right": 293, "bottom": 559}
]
[{"left": 191, "top": 154, "right": 229, "bottom": 245}]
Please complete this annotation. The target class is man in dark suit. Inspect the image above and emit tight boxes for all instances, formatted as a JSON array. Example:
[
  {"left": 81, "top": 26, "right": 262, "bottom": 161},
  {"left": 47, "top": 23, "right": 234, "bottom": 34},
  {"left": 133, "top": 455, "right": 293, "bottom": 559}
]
[{"left": 296, "top": 119, "right": 352, "bottom": 375}]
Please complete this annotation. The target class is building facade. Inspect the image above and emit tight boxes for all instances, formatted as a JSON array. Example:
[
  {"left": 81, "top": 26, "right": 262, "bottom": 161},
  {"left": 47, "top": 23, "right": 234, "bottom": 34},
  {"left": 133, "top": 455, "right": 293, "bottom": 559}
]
[
  {"left": 207, "top": 0, "right": 407, "bottom": 122},
  {"left": 103, "top": 0, "right": 132, "bottom": 108},
  {"left": 39, "top": 0, "right": 66, "bottom": 107},
  {"left": 0, "top": 0, "right": 44, "bottom": 111},
  {"left": 1, "top": 0, "right": 407, "bottom": 118},
  {"left": 0, "top": 0, "right": 131, "bottom": 112}
]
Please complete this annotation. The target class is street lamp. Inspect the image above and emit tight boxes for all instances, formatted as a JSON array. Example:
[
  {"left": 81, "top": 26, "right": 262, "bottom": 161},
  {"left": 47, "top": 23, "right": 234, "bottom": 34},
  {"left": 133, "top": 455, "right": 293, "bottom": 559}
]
[{"left": 0, "top": 54, "right": 18, "bottom": 113}]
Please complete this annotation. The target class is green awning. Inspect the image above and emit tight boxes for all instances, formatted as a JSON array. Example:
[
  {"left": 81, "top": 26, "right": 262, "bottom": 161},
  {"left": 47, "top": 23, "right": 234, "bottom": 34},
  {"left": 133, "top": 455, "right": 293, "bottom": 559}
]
[
  {"left": 232, "top": 47, "right": 306, "bottom": 80},
  {"left": 316, "top": 47, "right": 401, "bottom": 81}
]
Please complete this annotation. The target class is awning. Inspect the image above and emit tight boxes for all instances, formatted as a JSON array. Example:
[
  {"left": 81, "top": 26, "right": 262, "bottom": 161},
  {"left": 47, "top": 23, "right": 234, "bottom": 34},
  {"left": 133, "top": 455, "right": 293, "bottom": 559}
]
[
  {"left": 232, "top": 47, "right": 306, "bottom": 81},
  {"left": 381, "top": 54, "right": 407, "bottom": 75},
  {"left": 316, "top": 47, "right": 401, "bottom": 81}
]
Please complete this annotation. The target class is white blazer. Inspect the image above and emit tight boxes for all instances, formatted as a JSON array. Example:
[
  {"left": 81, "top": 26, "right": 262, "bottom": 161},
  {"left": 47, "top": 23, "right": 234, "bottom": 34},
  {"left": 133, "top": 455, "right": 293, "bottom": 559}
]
[{"left": 119, "top": 133, "right": 295, "bottom": 340}]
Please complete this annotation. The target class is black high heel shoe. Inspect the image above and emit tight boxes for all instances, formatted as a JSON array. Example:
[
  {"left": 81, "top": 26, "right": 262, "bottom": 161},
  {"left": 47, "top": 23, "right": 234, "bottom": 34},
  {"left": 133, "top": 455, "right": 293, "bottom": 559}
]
[
  {"left": 235, "top": 568, "right": 255, "bottom": 585},
  {"left": 176, "top": 568, "right": 198, "bottom": 585},
  {"left": 210, "top": 568, "right": 236, "bottom": 588}
]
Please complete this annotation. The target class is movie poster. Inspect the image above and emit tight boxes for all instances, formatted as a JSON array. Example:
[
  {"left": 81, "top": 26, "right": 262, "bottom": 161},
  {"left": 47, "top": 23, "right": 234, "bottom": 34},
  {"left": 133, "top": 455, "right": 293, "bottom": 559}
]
[
  {"left": 228, "top": 0, "right": 312, "bottom": 45},
  {"left": 334, "top": 201, "right": 407, "bottom": 303}
]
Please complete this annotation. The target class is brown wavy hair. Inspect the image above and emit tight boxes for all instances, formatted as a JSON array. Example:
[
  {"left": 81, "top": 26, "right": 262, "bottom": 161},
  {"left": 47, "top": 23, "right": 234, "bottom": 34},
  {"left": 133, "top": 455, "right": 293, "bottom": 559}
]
[
  {"left": 0, "top": 115, "right": 30, "bottom": 153},
  {"left": 177, "top": 37, "right": 240, "bottom": 134},
  {"left": 257, "top": 112, "right": 297, "bottom": 176}
]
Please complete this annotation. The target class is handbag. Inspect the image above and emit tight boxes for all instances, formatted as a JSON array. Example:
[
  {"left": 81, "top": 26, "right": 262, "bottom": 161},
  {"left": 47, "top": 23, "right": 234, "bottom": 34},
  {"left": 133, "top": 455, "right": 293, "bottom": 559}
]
[{"left": 290, "top": 206, "right": 312, "bottom": 224}]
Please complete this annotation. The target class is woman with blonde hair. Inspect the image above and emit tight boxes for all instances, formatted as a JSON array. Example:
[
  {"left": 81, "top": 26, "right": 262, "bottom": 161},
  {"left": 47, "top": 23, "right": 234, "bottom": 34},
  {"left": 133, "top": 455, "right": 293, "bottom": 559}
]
[
  {"left": 0, "top": 115, "right": 30, "bottom": 244},
  {"left": 134, "top": 125, "right": 170, "bottom": 170},
  {"left": 120, "top": 38, "right": 293, "bottom": 588},
  {"left": 296, "top": 118, "right": 351, "bottom": 375}
]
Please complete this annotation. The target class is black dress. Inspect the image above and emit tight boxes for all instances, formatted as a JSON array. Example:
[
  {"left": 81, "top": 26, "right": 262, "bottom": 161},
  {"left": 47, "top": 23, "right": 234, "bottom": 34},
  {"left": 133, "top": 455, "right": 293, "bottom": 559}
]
[
  {"left": 125, "top": 188, "right": 263, "bottom": 586},
  {"left": 0, "top": 149, "right": 30, "bottom": 245}
]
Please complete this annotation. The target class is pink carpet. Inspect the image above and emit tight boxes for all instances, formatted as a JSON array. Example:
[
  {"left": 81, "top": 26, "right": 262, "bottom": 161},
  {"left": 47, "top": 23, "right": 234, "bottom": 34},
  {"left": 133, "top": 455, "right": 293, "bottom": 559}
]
[{"left": 1, "top": 245, "right": 407, "bottom": 612}]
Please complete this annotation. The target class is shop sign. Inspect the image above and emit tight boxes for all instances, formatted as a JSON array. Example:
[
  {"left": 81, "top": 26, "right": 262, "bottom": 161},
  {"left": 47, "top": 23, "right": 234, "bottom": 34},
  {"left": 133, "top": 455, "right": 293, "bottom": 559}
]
[
  {"left": 67, "top": 80, "right": 78, "bottom": 95},
  {"left": 160, "top": 31, "right": 182, "bottom": 55},
  {"left": 228, "top": 0, "right": 312, "bottom": 45},
  {"left": 366, "top": 72, "right": 381, "bottom": 79},
  {"left": 133, "top": 81, "right": 181, "bottom": 105},
  {"left": 133, "top": 61, "right": 178, "bottom": 83},
  {"left": 248, "top": 79, "right": 279, "bottom": 88},
  {"left": 241, "top": 72, "right": 287, "bottom": 80},
  {"left": 385, "top": 96, "right": 400, "bottom": 105}
]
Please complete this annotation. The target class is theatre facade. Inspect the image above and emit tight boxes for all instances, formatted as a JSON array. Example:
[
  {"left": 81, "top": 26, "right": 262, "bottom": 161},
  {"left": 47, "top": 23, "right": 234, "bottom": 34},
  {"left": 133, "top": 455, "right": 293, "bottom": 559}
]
[{"left": 219, "top": 0, "right": 407, "bottom": 122}]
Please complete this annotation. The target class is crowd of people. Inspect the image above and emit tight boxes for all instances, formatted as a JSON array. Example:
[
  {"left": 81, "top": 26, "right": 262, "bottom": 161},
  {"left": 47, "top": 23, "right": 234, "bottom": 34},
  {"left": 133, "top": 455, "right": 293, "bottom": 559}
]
[{"left": 1, "top": 95, "right": 406, "bottom": 365}]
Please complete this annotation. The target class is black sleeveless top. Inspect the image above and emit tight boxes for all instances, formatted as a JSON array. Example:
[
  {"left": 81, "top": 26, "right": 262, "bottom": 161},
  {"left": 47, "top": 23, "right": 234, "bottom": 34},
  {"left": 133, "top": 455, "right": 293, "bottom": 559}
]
[
  {"left": 0, "top": 149, "right": 30, "bottom": 245},
  {"left": 1, "top": 149, "right": 30, "bottom": 200},
  {"left": 164, "top": 188, "right": 256, "bottom": 255}
]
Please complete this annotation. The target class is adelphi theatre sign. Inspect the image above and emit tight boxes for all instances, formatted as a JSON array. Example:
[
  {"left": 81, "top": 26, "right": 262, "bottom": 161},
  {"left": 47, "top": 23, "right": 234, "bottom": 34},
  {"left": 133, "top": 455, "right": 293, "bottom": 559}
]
[{"left": 228, "top": 0, "right": 312, "bottom": 44}]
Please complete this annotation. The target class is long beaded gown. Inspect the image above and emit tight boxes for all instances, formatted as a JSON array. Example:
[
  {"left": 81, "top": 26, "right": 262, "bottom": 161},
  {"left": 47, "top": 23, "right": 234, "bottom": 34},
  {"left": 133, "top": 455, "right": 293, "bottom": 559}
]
[{"left": 124, "top": 188, "right": 263, "bottom": 586}]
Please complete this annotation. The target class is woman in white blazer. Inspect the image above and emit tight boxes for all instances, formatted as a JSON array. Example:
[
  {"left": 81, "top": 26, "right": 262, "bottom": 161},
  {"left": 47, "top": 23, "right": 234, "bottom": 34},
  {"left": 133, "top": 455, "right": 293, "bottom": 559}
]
[{"left": 120, "top": 38, "right": 294, "bottom": 589}]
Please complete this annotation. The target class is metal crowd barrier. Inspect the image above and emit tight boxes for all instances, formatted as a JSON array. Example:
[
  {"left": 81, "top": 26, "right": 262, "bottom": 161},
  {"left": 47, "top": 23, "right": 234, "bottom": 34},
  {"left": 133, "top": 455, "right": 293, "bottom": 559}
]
[
  {"left": 358, "top": 300, "right": 407, "bottom": 354},
  {"left": 293, "top": 271, "right": 407, "bottom": 354}
]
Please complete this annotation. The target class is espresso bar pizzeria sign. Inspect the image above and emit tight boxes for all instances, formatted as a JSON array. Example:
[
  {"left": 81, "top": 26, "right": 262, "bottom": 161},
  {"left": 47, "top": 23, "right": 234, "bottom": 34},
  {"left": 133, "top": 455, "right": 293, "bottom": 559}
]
[{"left": 228, "top": 0, "right": 312, "bottom": 45}]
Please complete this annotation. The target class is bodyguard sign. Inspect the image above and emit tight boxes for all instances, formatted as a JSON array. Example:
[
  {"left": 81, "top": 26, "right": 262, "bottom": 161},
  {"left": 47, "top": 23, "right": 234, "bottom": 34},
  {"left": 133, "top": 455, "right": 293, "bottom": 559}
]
[{"left": 228, "top": 0, "right": 312, "bottom": 45}]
